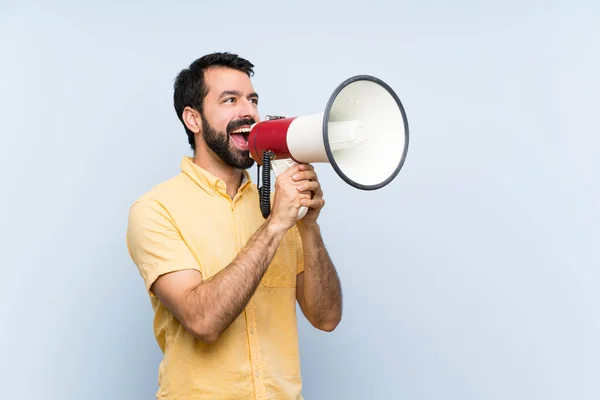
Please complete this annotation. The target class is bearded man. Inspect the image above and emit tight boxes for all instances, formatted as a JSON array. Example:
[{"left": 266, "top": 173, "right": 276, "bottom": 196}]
[{"left": 126, "top": 52, "right": 343, "bottom": 400}]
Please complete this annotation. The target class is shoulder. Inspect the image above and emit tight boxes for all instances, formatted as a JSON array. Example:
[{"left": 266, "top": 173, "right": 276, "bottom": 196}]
[
  {"left": 126, "top": 175, "right": 194, "bottom": 236},
  {"left": 126, "top": 174, "right": 189, "bottom": 246},
  {"left": 129, "top": 173, "right": 189, "bottom": 213}
]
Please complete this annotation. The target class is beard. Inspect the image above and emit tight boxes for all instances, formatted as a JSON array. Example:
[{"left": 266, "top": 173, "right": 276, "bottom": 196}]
[{"left": 201, "top": 115, "right": 255, "bottom": 170}]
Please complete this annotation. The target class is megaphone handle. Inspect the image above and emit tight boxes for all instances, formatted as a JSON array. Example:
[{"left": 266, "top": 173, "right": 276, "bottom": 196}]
[{"left": 271, "top": 158, "right": 309, "bottom": 220}]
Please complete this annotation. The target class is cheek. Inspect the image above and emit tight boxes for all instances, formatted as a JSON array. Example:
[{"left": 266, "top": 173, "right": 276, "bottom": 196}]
[
  {"left": 216, "top": 111, "right": 239, "bottom": 131},
  {"left": 205, "top": 113, "right": 231, "bottom": 133},
  {"left": 216, "top": 118, "right": 230, "bottom": 132}
]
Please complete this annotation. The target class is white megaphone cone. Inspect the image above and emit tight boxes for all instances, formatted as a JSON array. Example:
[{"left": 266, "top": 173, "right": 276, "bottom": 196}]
[{"left": 248, "top": 75, "right": 409, "bottom": 219}]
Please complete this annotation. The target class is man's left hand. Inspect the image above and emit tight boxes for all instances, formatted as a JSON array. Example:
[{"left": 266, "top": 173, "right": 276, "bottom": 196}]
[{"left": 292, "top": 163, "right": 324, "bottom": 225}]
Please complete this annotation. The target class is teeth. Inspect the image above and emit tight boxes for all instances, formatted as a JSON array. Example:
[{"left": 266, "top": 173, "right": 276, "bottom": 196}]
[{"left": 231, "top": 127, "right": 251, "bottom": 134}]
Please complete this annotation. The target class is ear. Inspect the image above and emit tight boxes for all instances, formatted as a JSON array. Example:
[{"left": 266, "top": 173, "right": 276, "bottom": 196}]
[{"left": 182, "top": 106, "right": 202, "bottom": 134}]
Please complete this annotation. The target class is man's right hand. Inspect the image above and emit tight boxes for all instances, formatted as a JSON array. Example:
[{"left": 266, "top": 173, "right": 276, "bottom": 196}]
[{"left": 268, "top": 163, "right": 313, "bottom": 232}]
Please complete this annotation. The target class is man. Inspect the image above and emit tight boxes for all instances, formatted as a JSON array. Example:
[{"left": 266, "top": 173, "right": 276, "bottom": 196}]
[{"left": 126, "top": 52, "right": 343, "bottom": 400}]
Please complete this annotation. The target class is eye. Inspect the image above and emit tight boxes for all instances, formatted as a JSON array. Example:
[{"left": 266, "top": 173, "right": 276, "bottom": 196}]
[
  {"left": 223, "top": 97, "right": 236, "bottom": 103},
  {"left": 250, "top": 98, "right": 259, "bottom": 104}
]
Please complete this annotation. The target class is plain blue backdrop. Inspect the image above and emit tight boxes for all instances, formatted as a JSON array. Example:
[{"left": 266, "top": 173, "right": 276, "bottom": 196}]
[{"left": 1, "top": 1, "right": 598, "bottom": 399}]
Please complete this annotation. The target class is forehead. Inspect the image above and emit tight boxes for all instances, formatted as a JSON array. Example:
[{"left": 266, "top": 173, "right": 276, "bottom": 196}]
[{"left": 203, "top": 67, "right": 255, "bottom": 97}]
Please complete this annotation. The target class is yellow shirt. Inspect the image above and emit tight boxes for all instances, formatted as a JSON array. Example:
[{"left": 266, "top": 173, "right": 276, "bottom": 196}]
[{"left": 126, "top": 156, "right": 305, "bottom": 400}]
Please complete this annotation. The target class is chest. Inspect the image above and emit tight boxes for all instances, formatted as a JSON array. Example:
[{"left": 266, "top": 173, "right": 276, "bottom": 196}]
[{"left": 165, "top": 188, "right": 298, "bottom": 287}]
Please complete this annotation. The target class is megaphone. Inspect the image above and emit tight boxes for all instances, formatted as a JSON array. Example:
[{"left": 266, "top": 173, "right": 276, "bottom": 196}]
[{"left": 248, "top": 74, "right": 409, "bottom": 219}]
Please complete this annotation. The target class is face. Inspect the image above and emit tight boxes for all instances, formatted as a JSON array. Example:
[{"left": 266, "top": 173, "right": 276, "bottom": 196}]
[{"left": 193, "top": 67, "right": 261, "bottom": 169}]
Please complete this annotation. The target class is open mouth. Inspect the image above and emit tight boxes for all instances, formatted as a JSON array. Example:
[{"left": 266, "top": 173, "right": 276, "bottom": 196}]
[{"left": 229, "top": 126, "right": 250, "bottom": 150}]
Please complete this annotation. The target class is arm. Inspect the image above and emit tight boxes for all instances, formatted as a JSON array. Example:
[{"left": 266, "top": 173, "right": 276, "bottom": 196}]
[
  {"left": 290, "top": 164, "right": 343, "bottom": 331},
  {"left": 151, "top": 219, "right": 286, "bottom": 344},
  {"left": 127, "top": 165, "right": 308, "bottom": 344},
  {"left": 295, "top": 222, "right": 343, "bottom": 331}
]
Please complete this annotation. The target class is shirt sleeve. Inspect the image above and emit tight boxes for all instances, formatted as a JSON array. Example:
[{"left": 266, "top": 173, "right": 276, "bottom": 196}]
[
  {"left": 126, "top": 197, "right": 202, "bottom": 293},
  {"left": 293, "top": 226, "right": 305, "bottom": 275}
]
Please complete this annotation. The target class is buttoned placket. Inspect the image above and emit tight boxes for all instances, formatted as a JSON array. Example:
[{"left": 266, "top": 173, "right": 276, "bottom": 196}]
[{"left": 223, "top": 181, "right": 265, "bottom": 399}]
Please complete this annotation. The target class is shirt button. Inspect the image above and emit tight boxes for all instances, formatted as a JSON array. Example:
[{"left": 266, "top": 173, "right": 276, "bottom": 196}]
[{"left": 250, "top": 328, "right": 254, "bottom": 334}]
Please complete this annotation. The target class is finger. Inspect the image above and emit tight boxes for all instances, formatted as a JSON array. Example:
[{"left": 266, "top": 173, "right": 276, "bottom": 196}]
[
  {"left": 275, "top": 165, "right": 304, "bottom": 190},
  {"left": 282, "top": 163, "right": 312, "bottom": 179},
  {"left": 296, "top": 181, "right": 320, "bottom": 193},
  {"left": 298, "top": 190, "right": 316, "bottom": 200},
  {"left": 292, "top": 192, "right": 312, "bottom": 208},
  {"left": 292, "top": 170, "right": 318, "bottom": 182},
  {"left": 297, "top": 163, "right": 314, "bottom": 171},
  {"left": 273, "top": 162, "right": 305, "bottom": 181},
  {"left": 298, "top": 192, "right": 313, "bottom": 201},
  {"left": 300, "top": 197, "right": 325, "bottom": 209}
]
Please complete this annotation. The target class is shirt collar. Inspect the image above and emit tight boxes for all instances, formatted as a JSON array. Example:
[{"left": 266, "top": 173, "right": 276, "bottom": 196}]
[{"left": 180, "top": 156, "right": 252, "bottom": 196}]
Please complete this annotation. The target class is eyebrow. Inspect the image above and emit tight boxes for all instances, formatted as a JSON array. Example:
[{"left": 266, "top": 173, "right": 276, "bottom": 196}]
[{"left": 219, "top": 90, "right": 259, "bottom": 100}]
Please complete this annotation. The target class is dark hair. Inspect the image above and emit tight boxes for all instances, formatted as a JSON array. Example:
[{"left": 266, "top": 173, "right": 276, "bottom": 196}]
[{"left": 173, "top": 52, "right": 255, "bottom": 151}]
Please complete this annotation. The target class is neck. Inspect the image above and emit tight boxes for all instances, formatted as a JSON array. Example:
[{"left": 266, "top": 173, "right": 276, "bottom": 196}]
[{"left": 193, "top": 147, "right": 243, "bottom": 197}]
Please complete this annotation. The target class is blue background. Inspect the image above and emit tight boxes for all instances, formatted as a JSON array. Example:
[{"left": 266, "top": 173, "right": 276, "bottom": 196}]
[{"left": 1, "top": 1, "right": 598, "bottom": 399}]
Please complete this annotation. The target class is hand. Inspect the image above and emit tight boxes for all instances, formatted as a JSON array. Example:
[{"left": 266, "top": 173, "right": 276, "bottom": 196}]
[
  {"left": 291, "top": 164, "right": 325, "bottom": 226},
  {"left": 268, "top": 163, "right": 323, "bottom": 232}
]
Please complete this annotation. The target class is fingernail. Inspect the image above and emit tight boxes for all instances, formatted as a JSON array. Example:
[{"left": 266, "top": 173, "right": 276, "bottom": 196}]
[
  {"left": 297, "top": 186, "right": 303, "bottom": 191},
  {"left": 293, "top": 174, "right": 299, "bottom": 180}
]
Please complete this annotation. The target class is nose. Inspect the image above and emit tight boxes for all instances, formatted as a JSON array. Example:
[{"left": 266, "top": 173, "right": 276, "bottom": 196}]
[{"left": 238, "top": 98, "right": 258, "bottom": 121}]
